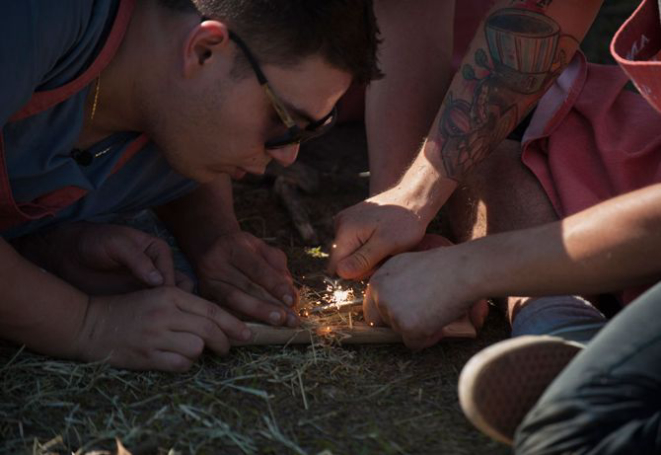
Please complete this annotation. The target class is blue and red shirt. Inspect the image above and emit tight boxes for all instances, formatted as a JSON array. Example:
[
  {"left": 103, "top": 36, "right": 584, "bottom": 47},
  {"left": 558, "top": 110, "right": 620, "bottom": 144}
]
[{"left": 1, "top": 0, "right": 196, "bottom": 238}]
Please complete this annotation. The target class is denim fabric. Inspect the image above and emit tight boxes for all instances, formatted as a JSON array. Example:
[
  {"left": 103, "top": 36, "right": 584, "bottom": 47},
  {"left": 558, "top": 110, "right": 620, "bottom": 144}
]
[{"left": 512, "top": 296, "right": 607, "bottom": 344}]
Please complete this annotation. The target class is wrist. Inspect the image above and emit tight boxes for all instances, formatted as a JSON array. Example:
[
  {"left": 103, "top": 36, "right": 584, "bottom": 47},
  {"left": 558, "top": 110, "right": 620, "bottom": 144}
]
[
  {"left": 393, "top": 148, "right": 457, "bottom": 224},
  {"left": 447, "top": 238, "right": 503, "bottom": 302},
  {"left": 73, "top": 294, "right": 109, "bottom": 362}
]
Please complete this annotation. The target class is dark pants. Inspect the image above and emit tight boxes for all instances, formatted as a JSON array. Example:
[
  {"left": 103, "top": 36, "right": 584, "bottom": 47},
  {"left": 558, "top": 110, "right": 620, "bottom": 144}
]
[{"left": 514, "top": 281, "right": 661, "bottom": 455}]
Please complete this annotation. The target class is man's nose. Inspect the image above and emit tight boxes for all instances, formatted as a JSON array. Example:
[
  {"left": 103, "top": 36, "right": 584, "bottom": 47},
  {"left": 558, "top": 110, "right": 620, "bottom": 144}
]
[{"left": 267, "top": 143, "right": 300, "bottom": 167}]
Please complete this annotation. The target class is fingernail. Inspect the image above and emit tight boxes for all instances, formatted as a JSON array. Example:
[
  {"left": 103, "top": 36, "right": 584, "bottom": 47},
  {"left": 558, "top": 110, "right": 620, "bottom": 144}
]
[
  {"left": 242, "top": 329, "right": 252, "bottom": 341},
  {"left": 147, "top": 270, "right": 164, "bottom": 286},
  {"left": 282, "top": 294, "right": 294, "bottom": 306},
  {"left": 269, "top": 311, "right": 283, "bottom": 324},
  {"left": 287, "top": 313, "right": 299, "bottom": 328}
]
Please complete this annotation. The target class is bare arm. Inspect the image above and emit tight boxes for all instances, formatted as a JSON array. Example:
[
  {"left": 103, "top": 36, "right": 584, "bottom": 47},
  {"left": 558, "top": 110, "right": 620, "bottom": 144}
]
[
  {"left": 367, "top": 0, "right": 455, "bottom": 195},
  {"left": 0, "top": 238, "right": 89, "bottom": 358},
  {"left": 365, "top": 183, "right": 661, "bottom": 348},
  {"left": 404, "top": 0, "right": 604, "bottom": 214},
  {"left": 475, "top": 184, "right": 661, "bottom": 298},
  {"left": 0, "top": 234, "right": 250, "bottom": 371},
  {"left": 330, "top": 0, "right": 604, "bottom": 278}
]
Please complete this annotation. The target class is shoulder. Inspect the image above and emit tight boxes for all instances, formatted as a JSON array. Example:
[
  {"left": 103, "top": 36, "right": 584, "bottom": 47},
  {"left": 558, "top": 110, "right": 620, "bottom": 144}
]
[{"left": 0, "top": 0, "right": 120, "bottom": 125}]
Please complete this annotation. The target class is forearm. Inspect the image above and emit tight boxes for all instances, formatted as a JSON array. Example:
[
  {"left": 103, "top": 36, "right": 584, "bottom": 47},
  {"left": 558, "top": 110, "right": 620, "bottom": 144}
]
[
  {"left": 367, "top": 0, "right": 455, "bottom": 195},
  {"left": 155, "top": 175, "right": 239, "bottom": 262},
  {"left": 467, "top": 184, "right": 661, "bottom": 298},
  {"left": 399, "top": 0, "right": 603, "bottom": 213},
  {"left": 0, "top": 238, "right": 89, "bottom": 358}
]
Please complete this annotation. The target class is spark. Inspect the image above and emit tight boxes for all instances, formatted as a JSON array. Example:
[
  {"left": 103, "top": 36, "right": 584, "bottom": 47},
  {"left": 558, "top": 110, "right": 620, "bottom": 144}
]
[{"left": 332, "top": 288, "right": 351, "bottom": 304}]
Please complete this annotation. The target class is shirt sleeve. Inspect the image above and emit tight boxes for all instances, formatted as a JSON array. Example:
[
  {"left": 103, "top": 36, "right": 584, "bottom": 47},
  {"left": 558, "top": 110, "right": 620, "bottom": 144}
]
[{"left": 0, "top": 0, "right": 94, "bottom": 127}]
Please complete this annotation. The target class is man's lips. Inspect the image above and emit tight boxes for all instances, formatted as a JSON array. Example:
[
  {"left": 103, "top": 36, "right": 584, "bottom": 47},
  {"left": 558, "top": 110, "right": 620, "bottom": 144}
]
[{"left": 229, "top": 163, "right": 269, "bottom": 179}]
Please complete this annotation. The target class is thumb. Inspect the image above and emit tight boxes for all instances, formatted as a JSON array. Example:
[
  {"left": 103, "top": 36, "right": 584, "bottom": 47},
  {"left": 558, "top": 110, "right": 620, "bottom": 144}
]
[
  {"left": 108, "top": 241, "right": 165, "bottom": 287},
  {"left": 335, "top": 239, "right": 385, "bottom": 280}
]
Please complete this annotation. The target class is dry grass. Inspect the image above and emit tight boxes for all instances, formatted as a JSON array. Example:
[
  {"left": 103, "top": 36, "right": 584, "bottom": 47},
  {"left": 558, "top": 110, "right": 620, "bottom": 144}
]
[{"left": 0, "top": 313, "right": 510, "bottom": 455}]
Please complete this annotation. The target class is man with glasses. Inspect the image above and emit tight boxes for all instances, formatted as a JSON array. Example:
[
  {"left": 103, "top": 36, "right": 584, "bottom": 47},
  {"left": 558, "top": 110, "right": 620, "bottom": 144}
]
[{"left": 0, "top": 0, "right": 381, "bottom": 371}]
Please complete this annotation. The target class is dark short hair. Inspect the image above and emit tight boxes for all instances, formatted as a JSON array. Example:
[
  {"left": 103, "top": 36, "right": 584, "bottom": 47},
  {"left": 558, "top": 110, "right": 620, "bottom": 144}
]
[{"left": 158, "top": 0, "right": 383, "bottom": 84}]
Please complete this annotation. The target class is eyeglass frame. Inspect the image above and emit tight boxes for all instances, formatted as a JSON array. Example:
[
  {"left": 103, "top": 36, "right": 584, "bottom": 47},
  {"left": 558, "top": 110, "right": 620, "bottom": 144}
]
[{"left": 200, "top": 17, "right": 338, "bottom": 149}]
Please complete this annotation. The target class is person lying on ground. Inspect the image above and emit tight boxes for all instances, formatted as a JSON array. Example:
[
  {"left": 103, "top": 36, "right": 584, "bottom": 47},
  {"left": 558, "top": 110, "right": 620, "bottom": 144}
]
[{"left": 0, "top": 0, "right": 381, "bottom": 371}]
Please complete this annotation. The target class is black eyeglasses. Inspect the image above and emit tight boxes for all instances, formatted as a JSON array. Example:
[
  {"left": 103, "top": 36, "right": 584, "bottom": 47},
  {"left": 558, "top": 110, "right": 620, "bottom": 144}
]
[
  {"left": 200, "top": 18, "right": 337, "bottom": 149},
  {"left": 228, "top": 31, "right": 337, "bottom": 149}
]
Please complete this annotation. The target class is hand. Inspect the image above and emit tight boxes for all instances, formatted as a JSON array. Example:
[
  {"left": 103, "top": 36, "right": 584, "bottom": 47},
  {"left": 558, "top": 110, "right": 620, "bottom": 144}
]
[
  {"left": 327, "top": 187, "right": 432, "bottom": 280},
  {"left": 193, "top": 231, "right": 300, "bottom": 328},
  {"left": 76, "top": 287, "right": 252, "bottom": 371},
  {"left": 17, "top": 223, "right": 193, "bottom": 295},
  {"left": 363, "top": 235, "right": 489, "bottom": 349}
]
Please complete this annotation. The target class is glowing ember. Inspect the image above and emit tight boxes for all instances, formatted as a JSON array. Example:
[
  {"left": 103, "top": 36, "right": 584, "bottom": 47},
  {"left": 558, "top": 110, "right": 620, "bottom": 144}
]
[{"left": 332, "top": 288, "right": 351, "bottom": 304}]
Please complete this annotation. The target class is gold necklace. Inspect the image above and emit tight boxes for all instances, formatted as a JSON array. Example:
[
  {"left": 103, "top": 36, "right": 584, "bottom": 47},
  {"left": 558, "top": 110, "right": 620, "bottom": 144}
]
[{"left": 90, "top": 75, "right": 101, "bottom": 122}]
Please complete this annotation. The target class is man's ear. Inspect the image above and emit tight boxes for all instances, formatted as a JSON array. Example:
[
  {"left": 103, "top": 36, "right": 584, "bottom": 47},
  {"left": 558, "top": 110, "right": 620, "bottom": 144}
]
[{"left": 182, "top": 19, "right": 231, "bottom": 77}]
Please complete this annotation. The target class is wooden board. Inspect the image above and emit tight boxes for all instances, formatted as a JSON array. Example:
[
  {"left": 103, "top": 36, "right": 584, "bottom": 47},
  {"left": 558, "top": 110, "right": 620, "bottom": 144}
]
[{"left": 232, "top": 315, "right": 477, "bottom": 346}]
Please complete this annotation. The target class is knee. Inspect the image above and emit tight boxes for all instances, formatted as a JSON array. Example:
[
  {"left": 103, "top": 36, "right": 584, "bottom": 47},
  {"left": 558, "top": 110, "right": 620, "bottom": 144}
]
[
  {"left": 513, "top": 402, "right": 593, "bottom": 455},
  {"left": 460, "top": 139, "right": 523, "bottom": 194},
  {"left": 514, "top": 397, "right": 661, "bottom": 455}
]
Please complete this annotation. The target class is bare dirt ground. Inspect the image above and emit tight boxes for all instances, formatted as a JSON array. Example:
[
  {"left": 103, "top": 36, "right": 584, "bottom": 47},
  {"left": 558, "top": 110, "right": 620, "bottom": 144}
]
[{"left": 0, "top": 2, "right": 639, "bottom": 454}]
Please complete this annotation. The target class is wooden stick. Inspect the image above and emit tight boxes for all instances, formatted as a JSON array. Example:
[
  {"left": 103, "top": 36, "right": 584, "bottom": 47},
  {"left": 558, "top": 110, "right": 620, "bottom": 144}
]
[
  {"left": 273, "top": 177, "right": 319, "bottom": 245},
  {"left": 307, "top": 298, "right": 363, "bottom": 314},
  {"left": 232, "top": 323, "right": 315, "bottom": 346},
  {"left": 232, "top": 316, "right": 477, "bottom": 347},
  {"left": 266, "top": 161, "right": 320, "bottom": 193}
]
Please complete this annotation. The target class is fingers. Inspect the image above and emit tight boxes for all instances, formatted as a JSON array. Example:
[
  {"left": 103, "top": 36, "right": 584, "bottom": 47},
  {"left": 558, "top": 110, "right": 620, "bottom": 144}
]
[
  {"left": 175, "top": 271, "right": 196, "bottom": 293},
  {"left": 335, "top": 237, "right": 386, "bottom": 280},
  {"left": 156, "top": 331, "right": 205, "bottom": 360},
  {"left": 328, "top": 225, "right": 372, "bottom": 279},
  {"left": 402, "top": 332, "right": 444, "bottom": 351},
  {"left": 326, "top": 225, "right": 357, "bottom": 277},
  {"left": 150, "top": 351, "right": 195, "bottom": 373},
  {"left": 362, "top": 285, "right": 386, "bottom": 327},
  {"left": 209, "top": 281, "right": 300, "bottom": 328},
  {"left": 257, "top": 243, "right": 298, "bottom": 307},
  {"left": 105, "top": 230, "right": 175, "bottom": 288},
  {"left": 259, "top": 241, "right": 290, "bottom": 276},
  {"left": 232, "top": 241, "right": 296, "bottom": 307},
  {"left": 144, "top": 238, "right": 176, "bottom": 286},
  {"left": 174, "top": 291, "right": 252, "bottom": 343},
  {"left": 364, "top": 279, "right": 444, "bottom": 351},
  {"left": 170, "top": 315, "right": 231, "bottom": 356}
]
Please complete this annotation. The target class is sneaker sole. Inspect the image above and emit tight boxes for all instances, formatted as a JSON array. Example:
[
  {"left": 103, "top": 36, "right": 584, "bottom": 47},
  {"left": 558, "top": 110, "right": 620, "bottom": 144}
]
[{"left": 458, "top": 335, "right": 583, "bottom": 445}]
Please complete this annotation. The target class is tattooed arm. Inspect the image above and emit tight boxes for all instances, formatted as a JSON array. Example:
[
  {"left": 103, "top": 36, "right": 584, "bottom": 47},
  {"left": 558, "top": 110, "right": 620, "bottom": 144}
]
[
  {"left": 432, "top": 0, "right": 601, "bottom": 179},
  {"left": 329, "top": 0, "right": 604, "bottom": 279}
]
